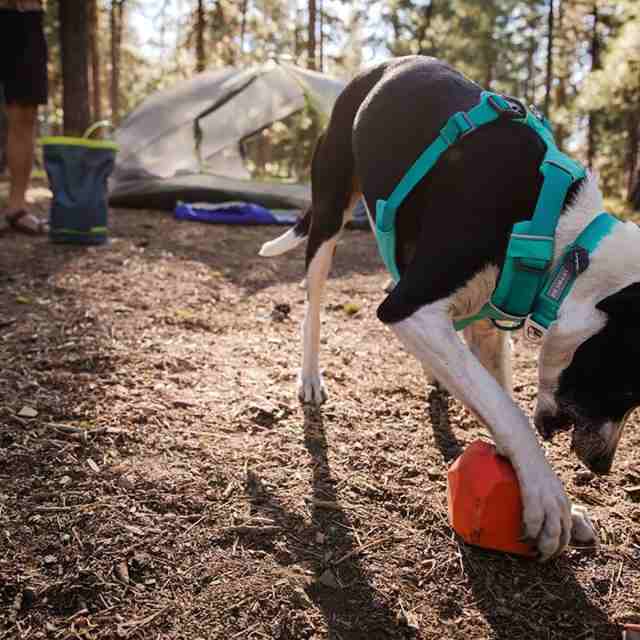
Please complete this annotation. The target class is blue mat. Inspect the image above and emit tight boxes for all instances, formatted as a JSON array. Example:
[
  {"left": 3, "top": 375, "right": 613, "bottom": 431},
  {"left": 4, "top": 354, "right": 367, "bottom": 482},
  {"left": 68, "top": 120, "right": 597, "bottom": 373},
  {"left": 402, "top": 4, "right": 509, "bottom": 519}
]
[{"left": 175, "top": 201, "right": 299, "bottom": 225}]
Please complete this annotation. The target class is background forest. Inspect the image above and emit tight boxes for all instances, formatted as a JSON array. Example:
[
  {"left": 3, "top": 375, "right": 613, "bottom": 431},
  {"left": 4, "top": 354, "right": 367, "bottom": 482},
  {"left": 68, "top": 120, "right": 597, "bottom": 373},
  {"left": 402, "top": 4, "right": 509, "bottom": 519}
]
[{"left": 6, "top": 0, "right": 640, "bottom": 206}]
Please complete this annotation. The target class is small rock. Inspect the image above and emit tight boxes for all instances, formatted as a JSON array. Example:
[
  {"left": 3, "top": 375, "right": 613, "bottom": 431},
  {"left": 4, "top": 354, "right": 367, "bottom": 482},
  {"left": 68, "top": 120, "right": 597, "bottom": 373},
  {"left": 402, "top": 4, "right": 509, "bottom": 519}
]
[
  {"left": 59, "top": 475, "right": 72, "bottom": 487},
  {"left": 23, "top": 588, "right": 36, "bottom": 608},
  {"left": 426, "top": 466, "right": 441, "bottom": 480},
  {"left": 18, "top": 406, "right": 38, "bottom": 418},
  {"left": 270, "top": 303, "right": 290, "bottom": 322},
  {"left": 43, "top": 555, "right": 57, "bottom": 565},
  {"left": 115, "top": 560, "right": 130, "bottom": 584},
  {"left": 118, "top": 475, "right": 135, "bottom": 490},
  {"left": 575, "top": 470, "right": 595, "bottom": 485},
  {"left": 317, "top": 569, "right": 340, "bottom": 590}
]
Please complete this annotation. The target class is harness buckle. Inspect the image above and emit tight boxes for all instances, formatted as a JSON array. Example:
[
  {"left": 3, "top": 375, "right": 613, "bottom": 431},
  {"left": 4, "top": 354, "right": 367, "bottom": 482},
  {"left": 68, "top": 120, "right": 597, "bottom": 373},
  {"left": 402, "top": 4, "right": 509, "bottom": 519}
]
[
  {"left": 454, "top": 112, "right": 475, "bottom": 138},
  {"left": 523, "top": 316, "right": 547, "bottom": 344},
  {"left": 487, "top": 94, "right": 527, "bottom": 120},
  {"left": 514, "top": 257, "right": 551, "bottom": 274}
]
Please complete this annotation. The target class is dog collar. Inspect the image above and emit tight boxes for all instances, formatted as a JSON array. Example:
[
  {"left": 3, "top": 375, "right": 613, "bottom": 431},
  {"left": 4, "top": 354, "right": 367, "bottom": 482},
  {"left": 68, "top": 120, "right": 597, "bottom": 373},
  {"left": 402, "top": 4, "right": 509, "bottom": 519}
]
[
  {"left": 522, "top": 212, "right": 619, "bottom": 342},
  {"left": 454, "top": 213, "right": 620, "bottom": 340}
]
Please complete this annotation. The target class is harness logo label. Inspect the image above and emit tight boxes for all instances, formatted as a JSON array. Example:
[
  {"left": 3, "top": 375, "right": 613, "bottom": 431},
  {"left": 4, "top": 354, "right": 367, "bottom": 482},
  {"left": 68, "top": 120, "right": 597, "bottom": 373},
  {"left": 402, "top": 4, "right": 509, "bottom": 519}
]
[
  {"left": 548, "top": 246, "right": 590, "bottom": 301},
  {"left": 548, "top": 267, "right": 572, "bottom": 301}
]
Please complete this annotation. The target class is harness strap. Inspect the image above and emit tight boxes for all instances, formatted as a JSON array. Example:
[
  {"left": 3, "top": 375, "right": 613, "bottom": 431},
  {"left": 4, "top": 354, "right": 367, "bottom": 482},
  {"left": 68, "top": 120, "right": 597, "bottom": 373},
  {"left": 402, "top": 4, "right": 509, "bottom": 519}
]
[
  {"left": 376, "top": 92, "right": 522, "bottom": 282},
  {"left": 455, "top": 213, "right": 618, "bottom": 336},
  {"left": 524, "top": 212, "right": 618, "bottom": 340}
]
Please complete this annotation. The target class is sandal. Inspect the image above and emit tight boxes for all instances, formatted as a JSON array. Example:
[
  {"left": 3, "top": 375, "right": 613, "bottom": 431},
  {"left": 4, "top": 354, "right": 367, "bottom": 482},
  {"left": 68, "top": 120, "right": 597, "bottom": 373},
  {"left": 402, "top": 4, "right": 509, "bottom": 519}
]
[{"left": 6, "top": 209, "right": 48, "bottom": 235}]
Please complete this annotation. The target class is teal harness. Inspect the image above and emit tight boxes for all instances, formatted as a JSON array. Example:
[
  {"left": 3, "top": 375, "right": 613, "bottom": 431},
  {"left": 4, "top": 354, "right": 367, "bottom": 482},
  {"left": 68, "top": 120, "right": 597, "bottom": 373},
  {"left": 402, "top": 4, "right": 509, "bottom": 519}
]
[{"left": 374, "top": 91, "right": 619, "bottom": 341}]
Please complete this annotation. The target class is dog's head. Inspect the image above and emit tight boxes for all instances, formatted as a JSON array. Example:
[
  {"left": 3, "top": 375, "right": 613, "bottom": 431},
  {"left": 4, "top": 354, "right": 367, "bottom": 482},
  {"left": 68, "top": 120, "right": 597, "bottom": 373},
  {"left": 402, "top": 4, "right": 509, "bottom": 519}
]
[
  {"left": 533, "top": 175, "right": 640, "bottom": 474},
  {"left": 535, "top": 281, "right": 640, "bottom": 473}
]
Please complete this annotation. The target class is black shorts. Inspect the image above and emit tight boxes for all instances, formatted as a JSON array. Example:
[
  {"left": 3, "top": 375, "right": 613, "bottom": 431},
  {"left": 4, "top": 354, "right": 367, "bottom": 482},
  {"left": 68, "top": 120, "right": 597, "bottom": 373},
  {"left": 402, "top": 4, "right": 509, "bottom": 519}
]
[{"left": 0, "top": 10, "right": 48, "bottom": 105}]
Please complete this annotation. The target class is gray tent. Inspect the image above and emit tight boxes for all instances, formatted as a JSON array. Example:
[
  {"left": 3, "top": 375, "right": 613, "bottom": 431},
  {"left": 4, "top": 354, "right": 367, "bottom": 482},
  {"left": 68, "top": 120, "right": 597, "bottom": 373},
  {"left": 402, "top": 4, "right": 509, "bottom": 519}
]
[{"left": 108, "top": 62, "right": 344, "bottom": 210}]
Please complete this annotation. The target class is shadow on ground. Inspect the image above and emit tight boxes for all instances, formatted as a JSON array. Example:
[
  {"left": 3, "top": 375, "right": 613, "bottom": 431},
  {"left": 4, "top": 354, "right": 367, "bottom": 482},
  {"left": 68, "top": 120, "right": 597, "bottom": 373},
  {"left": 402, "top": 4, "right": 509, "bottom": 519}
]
[{"left": 235, "top": 408, "right": 416, "bottom": 639}]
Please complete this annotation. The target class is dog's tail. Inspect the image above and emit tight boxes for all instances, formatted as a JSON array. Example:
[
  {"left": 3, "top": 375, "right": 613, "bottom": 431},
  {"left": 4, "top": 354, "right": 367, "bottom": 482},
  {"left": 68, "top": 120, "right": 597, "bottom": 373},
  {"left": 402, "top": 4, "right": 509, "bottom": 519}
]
[{"left": 258, "top": 205, "right": 311, "bottom": 257}]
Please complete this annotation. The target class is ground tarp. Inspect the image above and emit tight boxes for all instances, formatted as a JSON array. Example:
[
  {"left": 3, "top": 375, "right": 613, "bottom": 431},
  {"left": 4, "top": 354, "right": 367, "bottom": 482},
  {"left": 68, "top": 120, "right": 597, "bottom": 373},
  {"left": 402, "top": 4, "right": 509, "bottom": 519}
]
[{"left": 108, "top": 63, "right": 344, "bottom": 210}]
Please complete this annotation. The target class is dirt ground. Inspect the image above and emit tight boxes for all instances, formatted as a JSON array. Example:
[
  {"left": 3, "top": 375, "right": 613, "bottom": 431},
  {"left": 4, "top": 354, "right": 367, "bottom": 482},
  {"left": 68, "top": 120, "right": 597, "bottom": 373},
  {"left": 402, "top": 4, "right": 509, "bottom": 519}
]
[{"left": 1, "top": 187, "right": 639, "bottom": 640}]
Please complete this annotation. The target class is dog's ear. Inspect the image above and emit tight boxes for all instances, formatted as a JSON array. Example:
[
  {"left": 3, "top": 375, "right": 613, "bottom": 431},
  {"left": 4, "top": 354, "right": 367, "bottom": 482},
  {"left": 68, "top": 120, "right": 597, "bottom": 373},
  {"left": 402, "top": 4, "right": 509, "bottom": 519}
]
[{"left": 596, "top": 282, "right": 640, "bottom": 317}]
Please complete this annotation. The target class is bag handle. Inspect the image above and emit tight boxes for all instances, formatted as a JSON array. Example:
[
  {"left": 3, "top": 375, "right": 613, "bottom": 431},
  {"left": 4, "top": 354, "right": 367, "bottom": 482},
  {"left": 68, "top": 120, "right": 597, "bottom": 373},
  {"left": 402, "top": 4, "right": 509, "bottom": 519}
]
[{"left": 83, "top": 120, "right": 113, "bottom": 139}]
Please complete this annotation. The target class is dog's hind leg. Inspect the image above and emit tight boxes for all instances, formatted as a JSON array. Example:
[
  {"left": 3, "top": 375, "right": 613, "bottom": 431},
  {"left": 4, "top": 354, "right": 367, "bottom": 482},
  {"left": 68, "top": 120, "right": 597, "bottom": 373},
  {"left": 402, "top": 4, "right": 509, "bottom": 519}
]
[
  {"left": 299, "top": 155, "right": 360, "bottom": 404},
  {"left": 298, "top": 82, "right": 376, "bottom": 404},
  {"left": 463, "top": 319, "right": 513, "bottom": 394}
]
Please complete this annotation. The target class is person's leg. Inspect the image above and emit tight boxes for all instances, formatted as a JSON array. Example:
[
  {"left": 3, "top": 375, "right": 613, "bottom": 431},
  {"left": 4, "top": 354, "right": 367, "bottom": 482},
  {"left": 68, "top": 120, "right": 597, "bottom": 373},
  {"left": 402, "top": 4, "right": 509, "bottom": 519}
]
[
  {"left": 6, "top": 102, "right": 38, "bottom": 213},
  {"left": 0, "top": 9, "right": 48, "bottom": 233}
]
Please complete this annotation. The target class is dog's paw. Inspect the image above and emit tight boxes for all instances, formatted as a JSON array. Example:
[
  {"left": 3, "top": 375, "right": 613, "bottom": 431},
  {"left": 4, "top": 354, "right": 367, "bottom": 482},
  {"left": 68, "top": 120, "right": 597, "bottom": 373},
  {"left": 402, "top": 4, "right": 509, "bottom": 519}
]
[
  {"left": 519, "top": 460, "right": 572, "bottom": 561},
  {"left": 570, "top": 504, "right": 598, "bottom": 545},
  {"left": 421, "top": 364, "right": 437, "bottom": 387},
  {"left": 297, "top": 371, "right": 328, "bottom": 405}
]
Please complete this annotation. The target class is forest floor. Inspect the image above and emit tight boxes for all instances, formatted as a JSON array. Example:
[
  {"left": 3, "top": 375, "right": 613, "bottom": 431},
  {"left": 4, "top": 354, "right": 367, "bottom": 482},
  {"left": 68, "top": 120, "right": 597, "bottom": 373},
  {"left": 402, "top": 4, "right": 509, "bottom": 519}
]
[{"left": 1, "top": 182, "right": 639, "bottom": 639}]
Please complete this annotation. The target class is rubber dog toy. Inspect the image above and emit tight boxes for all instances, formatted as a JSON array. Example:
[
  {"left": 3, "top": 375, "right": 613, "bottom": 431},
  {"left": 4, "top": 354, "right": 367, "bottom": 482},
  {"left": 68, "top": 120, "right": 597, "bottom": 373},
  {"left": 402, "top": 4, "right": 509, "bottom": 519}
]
[{"left": 447, "top": 439, "right": 536, "bottom": 556}]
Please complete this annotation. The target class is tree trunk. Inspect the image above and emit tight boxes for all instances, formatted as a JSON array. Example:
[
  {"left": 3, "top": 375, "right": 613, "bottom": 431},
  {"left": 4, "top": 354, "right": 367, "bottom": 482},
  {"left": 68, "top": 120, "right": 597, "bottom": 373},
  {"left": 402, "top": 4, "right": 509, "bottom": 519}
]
[
  {"left": 416, "top": 1, "right": 435, "bottom": 55},
  {"left": 544, "top": 0, "right": 554, "bottom": 117},
  {"left": 239, "top": 0, "right": 249, "bottom": 56},
  {"left": 587, "top": 4, "right": 600, "bottom": 170},
  {"left": 89, "top": 0, "right": 102, "bottom": 125},
  {"left": 59, "top": 0, "right": 90, "bottom": 136},
  {"left": 626, "top": 109, "right": 639, "bottom": 203},
  {"left": 524, "top": 38, "right": 535, "bottom": 105},
  {"left": 318, "top": 0, "right": 323, "bottom": 72},
  {"left": 307, "top": 0, "right": 316, "bottom": 70},
  {"left": 110, "top": 0, "right": 125, "bottom": 127},
  {"left": 554, "top": 0, "right": 566, "bottom": 148},
  {"left": 196, "top": 0, "right": 206, "bottom": 73}
]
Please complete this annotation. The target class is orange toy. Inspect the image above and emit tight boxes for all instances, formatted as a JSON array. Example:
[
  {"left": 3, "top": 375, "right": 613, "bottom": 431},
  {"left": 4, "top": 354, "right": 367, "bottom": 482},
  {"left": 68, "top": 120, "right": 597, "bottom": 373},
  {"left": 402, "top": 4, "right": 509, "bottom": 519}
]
[{"left": 447, "top": 439, "right": 535, "bottom": 557}]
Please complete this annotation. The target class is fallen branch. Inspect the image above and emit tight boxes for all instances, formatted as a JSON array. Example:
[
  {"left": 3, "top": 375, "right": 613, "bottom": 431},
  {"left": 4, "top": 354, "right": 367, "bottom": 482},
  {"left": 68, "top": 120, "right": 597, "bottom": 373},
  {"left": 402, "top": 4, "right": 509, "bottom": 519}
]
[{"left": 333, "top": 536, "right": 390, "bottom": 565}]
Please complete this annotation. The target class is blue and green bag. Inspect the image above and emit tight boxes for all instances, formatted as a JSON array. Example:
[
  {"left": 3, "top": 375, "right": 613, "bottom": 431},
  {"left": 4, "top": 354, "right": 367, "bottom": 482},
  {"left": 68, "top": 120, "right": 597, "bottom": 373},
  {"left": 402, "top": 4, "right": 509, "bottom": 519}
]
[{"left": 41, "top": 122, "right": 119, "bottom": 245}]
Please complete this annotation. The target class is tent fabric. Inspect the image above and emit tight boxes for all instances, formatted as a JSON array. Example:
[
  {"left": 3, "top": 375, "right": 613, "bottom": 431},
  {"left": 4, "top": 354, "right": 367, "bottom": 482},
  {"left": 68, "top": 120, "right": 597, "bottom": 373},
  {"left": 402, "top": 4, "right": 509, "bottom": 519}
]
[{"left": 109, "top": 62, "right": 344, "bottom": 210}]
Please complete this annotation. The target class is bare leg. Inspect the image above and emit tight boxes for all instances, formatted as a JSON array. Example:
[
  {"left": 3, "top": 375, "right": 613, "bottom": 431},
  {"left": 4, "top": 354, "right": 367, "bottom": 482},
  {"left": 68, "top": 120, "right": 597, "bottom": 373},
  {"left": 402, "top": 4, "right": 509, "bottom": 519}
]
[
  {"left": 6, "top": 103, "right": 37, "bottom": 212},
  {"left": 2, "top": 103, "right": 46, "bottom": 233}
]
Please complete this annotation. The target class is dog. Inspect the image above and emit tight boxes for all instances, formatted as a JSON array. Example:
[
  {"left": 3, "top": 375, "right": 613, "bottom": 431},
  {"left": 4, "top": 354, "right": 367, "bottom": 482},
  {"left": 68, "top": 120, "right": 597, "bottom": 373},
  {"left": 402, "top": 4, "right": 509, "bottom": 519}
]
[{"left": 260, "top": 56, "right": 640, "bottom": 560}]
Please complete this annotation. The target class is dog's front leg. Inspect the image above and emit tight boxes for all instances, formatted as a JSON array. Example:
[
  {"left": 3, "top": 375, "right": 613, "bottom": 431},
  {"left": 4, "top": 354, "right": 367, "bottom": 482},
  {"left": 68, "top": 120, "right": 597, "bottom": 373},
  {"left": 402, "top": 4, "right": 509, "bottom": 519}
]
[
  {"left": 463, "top": 318, "right": 512, "bottom": 395},
  {"left": 385, "top": 300, "right": 572, "bottom": 560}
]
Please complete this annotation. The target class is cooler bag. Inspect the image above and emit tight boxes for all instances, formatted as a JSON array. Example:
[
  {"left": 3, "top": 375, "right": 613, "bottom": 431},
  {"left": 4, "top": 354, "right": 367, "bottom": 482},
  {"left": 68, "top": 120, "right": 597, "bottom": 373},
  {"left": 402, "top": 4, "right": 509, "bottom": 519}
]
[{"left": 41, "top": 122, "right": 118, "bottom": 245}]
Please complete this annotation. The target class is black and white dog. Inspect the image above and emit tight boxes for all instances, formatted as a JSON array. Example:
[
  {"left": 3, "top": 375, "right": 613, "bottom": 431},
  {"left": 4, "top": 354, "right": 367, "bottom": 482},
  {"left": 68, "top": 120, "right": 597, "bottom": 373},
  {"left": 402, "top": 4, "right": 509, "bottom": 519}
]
[{"left": 260, "top": 56, "right": 640, "bottom": 560}]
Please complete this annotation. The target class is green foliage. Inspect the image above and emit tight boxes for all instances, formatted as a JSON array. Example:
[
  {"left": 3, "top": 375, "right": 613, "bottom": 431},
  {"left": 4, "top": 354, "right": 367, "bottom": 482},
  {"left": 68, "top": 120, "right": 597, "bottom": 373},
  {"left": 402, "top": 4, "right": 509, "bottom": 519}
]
[{"left": 40, "top": 0, "right": 639, "bottom": 198}]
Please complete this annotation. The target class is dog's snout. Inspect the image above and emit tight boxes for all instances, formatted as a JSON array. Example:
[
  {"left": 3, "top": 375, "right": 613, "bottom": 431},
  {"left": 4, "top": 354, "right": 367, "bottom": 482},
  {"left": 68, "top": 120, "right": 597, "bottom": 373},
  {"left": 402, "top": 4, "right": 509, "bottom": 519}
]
[
  {"left": 583, "top": 453, "right": 614, "bottom": 475},
  {"left": 534, "top": 410, "right": 573, "bottom": 440}
]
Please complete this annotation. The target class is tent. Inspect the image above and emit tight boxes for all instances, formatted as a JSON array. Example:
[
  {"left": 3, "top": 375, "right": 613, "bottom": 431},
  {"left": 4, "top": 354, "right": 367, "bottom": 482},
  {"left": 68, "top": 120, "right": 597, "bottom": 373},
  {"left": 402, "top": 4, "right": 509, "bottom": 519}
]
[{"left": 108, "top": 62, "right": 345, "bottom": 210}]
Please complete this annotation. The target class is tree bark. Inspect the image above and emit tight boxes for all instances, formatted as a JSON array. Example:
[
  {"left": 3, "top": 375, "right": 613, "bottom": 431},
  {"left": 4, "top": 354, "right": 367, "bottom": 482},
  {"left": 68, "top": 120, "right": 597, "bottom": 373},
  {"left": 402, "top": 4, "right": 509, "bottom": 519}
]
[
  {"left": 110, "top": 0, "right": 125, "bottom": 126},
  {"left": 307, "top": 0, "right": 316, "bottom": 70},
  {"left": 554, "top": 0, "right": 567, "bottom": 149},
  {"left": 89, "top": 0, "right": 102, "bottom": 125},
  {"left": 544, "top": 0, "right": 554, "bottom": 117},
  {"left": 239, "top": 0, "right": 249, "bottom": 56},
  {"left": 626, "top": 109, "right": 639, "bottom": 204},
  {"left": 587, "top": 4, "right": 600, "bottom": 170},
  {"left": 318, "top": 0, "right": 323, "bottom": 72},
  {"left": 196, "top": 0, "right": 206, "bottom": 73},
  {"left": 59, "top": 0, "right": 91, "bottom": 136}
]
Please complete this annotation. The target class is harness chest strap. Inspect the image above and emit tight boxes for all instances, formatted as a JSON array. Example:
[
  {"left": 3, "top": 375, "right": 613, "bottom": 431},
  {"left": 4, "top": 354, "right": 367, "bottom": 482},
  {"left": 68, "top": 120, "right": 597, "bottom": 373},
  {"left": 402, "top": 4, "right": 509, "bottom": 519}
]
[{"left": 523, "top": 212, "right": 619, "bottom": 341}]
